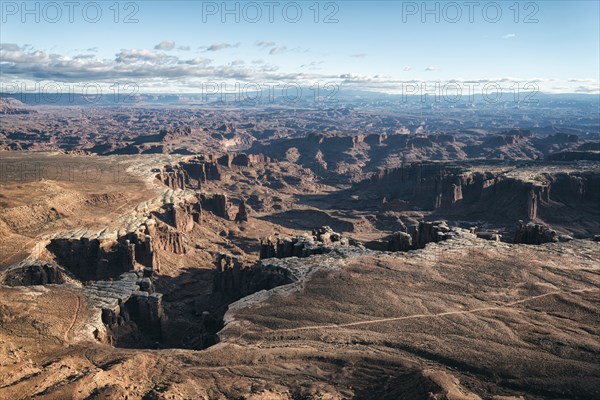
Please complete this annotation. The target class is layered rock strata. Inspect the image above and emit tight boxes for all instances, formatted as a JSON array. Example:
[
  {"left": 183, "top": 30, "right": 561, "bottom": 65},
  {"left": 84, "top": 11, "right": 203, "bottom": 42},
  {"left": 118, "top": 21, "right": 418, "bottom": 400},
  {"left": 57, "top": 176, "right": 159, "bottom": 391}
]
[{"left": 259, "top": 226, "right": 348, "bottom": 260}]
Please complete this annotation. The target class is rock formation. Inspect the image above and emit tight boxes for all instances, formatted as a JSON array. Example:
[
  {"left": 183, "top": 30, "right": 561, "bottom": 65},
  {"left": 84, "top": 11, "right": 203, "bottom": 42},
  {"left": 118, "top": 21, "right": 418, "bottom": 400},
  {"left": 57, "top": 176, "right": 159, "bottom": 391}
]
[
  {"left": 213, "top": 253, "right": 243, "bottom": 296},
  {"left": 159, "top": 126, "right": 195, "bottom": 142},
  {"left": 146, "top": 220, "right": 186, "bottom": 254},
  {"left": 388, "top": 231, "right": 413, "bottom": 251},
  {"left": 365, "top": 221, "right": 458, "bottom": 252},
  {"left": 44, "top": 210, "right": 198, "bottom": 280},
  {"left": 231, "top": 153, "right": 270, "bottom": 167},
  {"left": 156, "top": 165, "right": 190, "bottom": 190},
  {"left": 46, "top": 236, "right": 148, "bottom": 281},
  {"left": 312, "top": 226, "right": 344, "bottom": 244},
  {"left": 513, "top": 221, "right": 558, "bottom": 244},
  {"left": 217, "top": 154, "right": 234, "bottom": 168},
  {"left": 213, "top": 253, "right": 294, "bottom": 299},
  {"left": 0, "top": 261, "right": 66, "bottom": 286},
  {"left": 180, "top": 155, "right": 222, "bottom": 188},
  {"left": 0, "top": 98, "right": 35, "bottom": 114},
  {"left": 157, "top": 153, "right": 272, "bottom": 190},
  {"left": 88, "top": 270, "right": 165, "bottom": 346},
  {"left": 158, "top": 200, "right": 201, "bottom": 232},
  {"left": 359, "top": 165, "right": 600, "bottom": 227},
  {"left": 200, "top": 193, "right": 231, "bottom": 220},
  {"left": 259, "top": 227, "right": 348, "bottom": 260},
  {"left": 235, "top": 199, "right": 249, "bottom": 222},
  {"left": 412, "top": 221, "right": 457, "bottom": 249}
]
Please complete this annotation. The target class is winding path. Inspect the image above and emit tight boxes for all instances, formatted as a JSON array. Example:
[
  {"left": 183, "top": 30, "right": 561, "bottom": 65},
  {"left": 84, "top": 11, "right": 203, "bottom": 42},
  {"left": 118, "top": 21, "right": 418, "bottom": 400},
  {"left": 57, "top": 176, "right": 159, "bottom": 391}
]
[
  {"left": 269, "top": 288, "right": 598, "bottom": 334},
  {"left": 64, "top": 292, "right": 82, "bottom": 341}
]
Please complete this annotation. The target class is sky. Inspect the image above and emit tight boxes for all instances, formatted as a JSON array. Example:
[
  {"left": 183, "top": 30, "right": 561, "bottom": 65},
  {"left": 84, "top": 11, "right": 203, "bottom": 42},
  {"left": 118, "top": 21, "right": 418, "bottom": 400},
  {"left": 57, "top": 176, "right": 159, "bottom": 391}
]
[{"left": 1, "top": 0, "right": 599, "bottom": 94}]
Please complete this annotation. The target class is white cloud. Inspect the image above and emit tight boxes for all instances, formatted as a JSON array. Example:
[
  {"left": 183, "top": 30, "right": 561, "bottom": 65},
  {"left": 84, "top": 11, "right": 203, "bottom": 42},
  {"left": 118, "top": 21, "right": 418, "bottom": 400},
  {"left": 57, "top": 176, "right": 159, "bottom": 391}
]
[
  {"left": 73, "top": 54, "right": 97, "bottom": 60},
  {"left": 0, "top": 43, "right": 22, "bottom": 51},
  {"left": 204, "top": 42, "right": 239, "bottom": 52},
  {"left": 502, "top": 33, "right": 516, "bottom": 39},
  {"left": 154, "top": 41, "right": 176, "bottom": 51},
  {"left": 269, "top": 46, "right": 287, "bottom": 55},
  {"left": 568, "top": 78, "right": 596, "bottom": 83},
  {"left": 116, "top": 48, "right": 164, "bottom": 63},
  {"left": 3, "top": 44, "right": 597, "bottom": 95},
  {"left": 183, "top": 57, "right": 212, "bottom": 65},
  {"left": 300, "top": 61, "right": 324, "bottom": 69},
  {"left": 574, "top": 85, "right": 600, "bottom": 93},
  {"left": 255, "top": 41, "right": 276, "bottom": 48}
]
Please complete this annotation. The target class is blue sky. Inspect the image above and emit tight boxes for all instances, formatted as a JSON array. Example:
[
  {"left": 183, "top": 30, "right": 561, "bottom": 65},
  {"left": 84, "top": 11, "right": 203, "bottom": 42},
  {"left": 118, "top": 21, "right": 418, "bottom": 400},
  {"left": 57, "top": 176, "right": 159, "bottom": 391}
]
[{"left": 1, "top": 1, "right": 599, "bottom": 93}]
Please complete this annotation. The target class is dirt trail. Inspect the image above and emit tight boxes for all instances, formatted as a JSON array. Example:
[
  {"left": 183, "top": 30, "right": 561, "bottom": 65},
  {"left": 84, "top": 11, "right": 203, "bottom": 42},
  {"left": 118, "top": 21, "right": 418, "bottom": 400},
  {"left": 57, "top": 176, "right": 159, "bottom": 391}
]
[
  {"left": 64, "top": 292, "right": 82, "bottom": 341},
  {"left": 270, "top": 288, "right": 598, "bottom": 333}
]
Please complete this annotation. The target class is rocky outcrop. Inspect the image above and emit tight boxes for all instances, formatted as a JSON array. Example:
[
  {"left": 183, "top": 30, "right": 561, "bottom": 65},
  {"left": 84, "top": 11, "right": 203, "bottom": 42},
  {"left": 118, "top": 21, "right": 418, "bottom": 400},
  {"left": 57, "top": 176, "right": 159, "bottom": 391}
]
[
  {"left": 388, "top": 231, "right": 413, "bottom": 251},
  {"left": 0, "top": 98, "right": 35, "bottom": 114},
  {"left": 147, "top": 220, "right": 186, "bottom": 254},
  {"left": 364, "top": 221, "right": 459, "bottom": 252},
  {"left": 365, "top": 164, "right": 469, "bottom": 210},
  {"left": 235, "top": 199, "right": 249, "bottom": 222},
  {"left": 157, "top": 200, "right": 201, "bottom": 232},
  {"left": 213, "top": 253, "right": 243, "bottom": 296},
  {"left": 124, "top": 291, "right": 164, "bottom": 338},
  {"left": 122, "top": 227, "right": 161, "bottom": 272},
  {"left": 231, "top": 153, "right": 270, "bottom": 167},
  {"left": 0, "top": 261, "right": 66, "bottom": 286},
  {"left": 172, "top": 203, "right": 196, "bottom": 232},
  {"left": 200, "top": 193, "right": 231, "bottom": 220},
  {"left": 260, "top": 236, "right": 322, "bottom": 259},
  {"left": 357, "top": 163, "right": 600, "bottom": 225},
  {"left": 45, "top": 189, "right": 205, "bottom": 281},
  {"left": 213, "top": 253, "right": 294, "bottom": 299},
  {"left": 46, "top": 218, "right": 170, "bottom": 281},
  {"left": 216, "top": 154, "right": 233, "bottom": 168},
  {"left": 558, "top": 234, "right": 573, "bottom": 242},
  {"left": 412, "top": 221, "right": 457, "bottom": 249},
  {"left": 181, "top": 155, "right": 222, "bottom": 188},
  {"left": 47, "top": 236, "right": 144, "bottom": 281},
  {"left": 259, "top": 227, "right": 348, "bottom": 260},
  {"left": 159, "top": 126, "right": 195, "bottom": 142},
  {"left": 160, "top": 153, "right": 270, "bottom": 189},
  {"left": 87, "top": 270, "right": 165, "bottom": 346},
  {"left": 544, "top": 172, "right": 600, "bottom": 204},
  {"left": 156, "top": 165, "right": 190, "bottom": 190},
  {"left": 513, "top": 221, "right": 558, "bottom": 244},
  {"left": 363, "top": 133, "right": 386, "bottom": 146},
  {"left": 312, "top": 226, "right": 344, "bottom": 245}
]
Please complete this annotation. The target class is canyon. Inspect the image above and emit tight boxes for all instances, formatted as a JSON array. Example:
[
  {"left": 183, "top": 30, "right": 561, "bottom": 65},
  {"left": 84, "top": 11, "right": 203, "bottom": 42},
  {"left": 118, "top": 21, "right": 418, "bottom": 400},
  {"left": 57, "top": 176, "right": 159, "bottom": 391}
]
[{"left": 0, "top": 99, "right": 599, "bottom": 399}]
